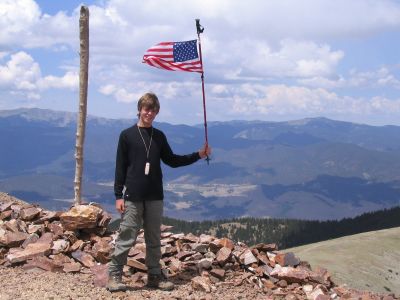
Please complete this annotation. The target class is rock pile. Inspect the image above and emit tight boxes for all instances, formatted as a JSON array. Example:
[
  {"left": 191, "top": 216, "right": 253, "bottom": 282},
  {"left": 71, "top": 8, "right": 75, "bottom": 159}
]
[{"left": 0, "top": 195, "right": 397, "bottom": 300}]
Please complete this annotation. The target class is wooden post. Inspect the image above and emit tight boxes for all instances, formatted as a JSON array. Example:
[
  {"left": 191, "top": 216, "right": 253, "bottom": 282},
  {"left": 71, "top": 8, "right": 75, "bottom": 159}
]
[{"left": 74, "top": 6, "right": 89, "bottom": 205}]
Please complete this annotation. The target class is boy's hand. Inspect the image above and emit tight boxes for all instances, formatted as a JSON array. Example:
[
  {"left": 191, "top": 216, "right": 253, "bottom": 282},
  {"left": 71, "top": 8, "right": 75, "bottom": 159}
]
[
  {"left": 199, "top": 144, "right": 212, "bottom": 159},
  {"left": 115, "top": 199, "right": 125, "bottom": 213}
]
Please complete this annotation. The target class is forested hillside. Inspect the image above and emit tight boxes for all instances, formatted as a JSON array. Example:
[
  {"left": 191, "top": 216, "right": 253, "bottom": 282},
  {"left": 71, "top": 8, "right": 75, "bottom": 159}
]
[{"left": 162, "top": 206, "right": 400, "bottom": 248}]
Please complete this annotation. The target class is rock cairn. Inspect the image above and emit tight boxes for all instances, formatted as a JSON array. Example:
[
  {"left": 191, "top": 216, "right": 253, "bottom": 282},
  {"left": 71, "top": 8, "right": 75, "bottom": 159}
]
[{"left": 0, "top": 194, "right": 397, "bottom": 300}]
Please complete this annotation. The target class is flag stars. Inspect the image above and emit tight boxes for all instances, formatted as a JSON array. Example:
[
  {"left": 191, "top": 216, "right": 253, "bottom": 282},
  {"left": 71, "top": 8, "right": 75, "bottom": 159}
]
[{"left": 174, "top": 40, "right": 198, "bottom": 62}]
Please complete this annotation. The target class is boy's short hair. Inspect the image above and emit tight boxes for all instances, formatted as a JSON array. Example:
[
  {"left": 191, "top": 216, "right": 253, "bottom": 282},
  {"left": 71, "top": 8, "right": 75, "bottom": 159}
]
[{"left": 137, "top": 92, "right": 160, "bottom": 115}]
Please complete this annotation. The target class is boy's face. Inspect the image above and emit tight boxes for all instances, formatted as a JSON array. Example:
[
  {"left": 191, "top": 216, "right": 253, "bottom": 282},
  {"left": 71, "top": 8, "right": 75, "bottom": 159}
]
[{"left": 139, "top": 106, "right": 158, "bottom": 126}]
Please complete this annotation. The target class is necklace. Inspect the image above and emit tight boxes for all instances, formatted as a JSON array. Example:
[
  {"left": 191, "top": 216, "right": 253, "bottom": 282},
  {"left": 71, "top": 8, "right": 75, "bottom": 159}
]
[{"left": 137, "top": 125, "right": 153, "bottom": 175}]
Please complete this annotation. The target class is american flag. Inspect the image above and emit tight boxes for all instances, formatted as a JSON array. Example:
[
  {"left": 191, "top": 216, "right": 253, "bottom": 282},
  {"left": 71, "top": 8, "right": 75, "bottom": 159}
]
[{"left": 142, "top": 40, "right": 203, "bottom": 73}]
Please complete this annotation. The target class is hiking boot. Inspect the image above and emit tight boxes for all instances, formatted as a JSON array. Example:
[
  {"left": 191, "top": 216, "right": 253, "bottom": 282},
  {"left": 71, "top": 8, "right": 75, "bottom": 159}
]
[
  {"left": 147, "top": 274, "right": 174, "bottom": 291},
  {"left": 106, "top": 273, "right": 127, "bottom": 292}
]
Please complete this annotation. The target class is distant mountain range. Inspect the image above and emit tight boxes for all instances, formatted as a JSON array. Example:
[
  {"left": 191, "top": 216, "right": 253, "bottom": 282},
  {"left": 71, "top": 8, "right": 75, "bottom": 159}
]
[{"left": 0, "top": 108, "right": 399, "bottom": 220}]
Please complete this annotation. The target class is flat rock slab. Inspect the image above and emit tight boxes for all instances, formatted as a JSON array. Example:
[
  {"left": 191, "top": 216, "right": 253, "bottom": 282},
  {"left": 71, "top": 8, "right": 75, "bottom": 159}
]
[{"left": 6, "top": 242, "right": 51, "bottom": 264}]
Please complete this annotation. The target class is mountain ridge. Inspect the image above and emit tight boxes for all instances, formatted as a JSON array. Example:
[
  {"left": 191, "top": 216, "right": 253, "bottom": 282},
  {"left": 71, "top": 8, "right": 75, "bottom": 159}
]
[{"left": 1, "top": 107, "right": 399, "bottom": 220}]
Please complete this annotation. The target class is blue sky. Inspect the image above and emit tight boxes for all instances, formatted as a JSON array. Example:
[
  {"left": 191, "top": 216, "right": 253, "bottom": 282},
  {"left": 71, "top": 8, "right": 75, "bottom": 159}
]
[{"left": 1, "top": 0, "right": 400, "bottom": 126}]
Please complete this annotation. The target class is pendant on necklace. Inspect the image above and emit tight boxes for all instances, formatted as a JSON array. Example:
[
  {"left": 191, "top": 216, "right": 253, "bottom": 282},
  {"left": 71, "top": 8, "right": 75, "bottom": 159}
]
[{"left": 145, "top": 162, "right": 150, "bottom": 175}]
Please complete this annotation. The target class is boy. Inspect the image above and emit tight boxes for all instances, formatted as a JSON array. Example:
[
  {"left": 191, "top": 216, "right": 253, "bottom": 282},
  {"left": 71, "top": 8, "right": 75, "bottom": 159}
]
[{"left": 107, "top": 92, "right": 211, "bottom": 292}]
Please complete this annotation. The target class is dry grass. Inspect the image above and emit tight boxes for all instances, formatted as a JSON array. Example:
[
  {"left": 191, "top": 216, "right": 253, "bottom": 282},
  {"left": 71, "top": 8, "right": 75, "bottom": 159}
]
[{"left": 286, "top": 227, "right": 400, "bottom": 295}]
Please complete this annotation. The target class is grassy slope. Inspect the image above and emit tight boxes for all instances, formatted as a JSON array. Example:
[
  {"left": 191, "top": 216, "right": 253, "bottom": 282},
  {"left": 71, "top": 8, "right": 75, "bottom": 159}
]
[{"left": 285, "top": 227, "right": 400, "bottom": 295}]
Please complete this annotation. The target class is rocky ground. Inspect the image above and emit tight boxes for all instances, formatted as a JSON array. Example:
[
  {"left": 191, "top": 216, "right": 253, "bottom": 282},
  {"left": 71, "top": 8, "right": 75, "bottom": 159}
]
[
  {"left": 0, "top": 265, "right": 274, "bottom": 300},
  {"left": 0, "top": 192, "right": 398, "bottom": 300}
]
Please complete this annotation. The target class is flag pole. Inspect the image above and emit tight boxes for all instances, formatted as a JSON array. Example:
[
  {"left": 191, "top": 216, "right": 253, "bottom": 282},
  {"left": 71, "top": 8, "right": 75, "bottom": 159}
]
[{"left": 196, "top": 19, "right": 210, "bottom": 164}]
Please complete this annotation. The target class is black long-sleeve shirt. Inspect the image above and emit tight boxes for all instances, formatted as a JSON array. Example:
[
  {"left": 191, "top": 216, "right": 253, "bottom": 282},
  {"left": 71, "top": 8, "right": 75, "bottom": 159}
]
[{"left": 114, "top": 124, "right": 200, "bottom": 201}]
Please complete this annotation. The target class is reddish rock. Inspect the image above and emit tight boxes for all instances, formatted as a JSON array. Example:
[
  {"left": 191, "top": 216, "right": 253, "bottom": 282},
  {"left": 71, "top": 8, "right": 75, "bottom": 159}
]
[
  {"left": 20, "top": 207, "right": 41, "bottom": 221},
  {"left": 24, "top": 256, "right": 63, "bottom": 272},
  {"left": 216, "top": 246, "right": 232, "bottom": 266},
  {"left": 274, "top": 252, "right": 300, "bottom": 267},
  {"left": 63, "top": 261, "right": 82, "bottom": 273},
  {"left": 21, "top": 233, "right": 40, "bottom": 248},
  {"left": 6, "top": 242, "right": 52, "bottom": 263},
  {"left": 36, "top": 232, "right": 54, "bottom": 245},
  {"left": 70, "top": 239, "right": 84, "bottom": 252},
  {"left": 169, "top": 258, "right": 182, "bottom": 273},
  {"left": 52, "top": 239, "right": 69, "bottom": 254},
  {"left": 51, "top": 253, "right": 72, "bottom": 264},
  {"left": 199, "top": 234, "right": 214, "bottom": 244},
  {"left": 62, "top": 231, "right": 78, "bottom": 245},
  {"left": 191, "top": 243, "right": 209, "bottom": 253},
  {"left": 161, "top": 245, "right": 177, "bottom": 256},
  {"left": 91, "top": 239, "right": 111, "bottom": 264},
  {"left": 219, "top": 238, "right": 235, "bottom": 250},
  {"left": 0, "top": 201, "right": 13, "bottom": 212},
  {"left": 191, "top": 276, "right": 211, "bottom": 292},
  {"left": 133, "top": 243, "right": 146, "bottom": 253},
  {"left": 171, "top": 233, "right": 184, "bottom": 239},
  {"left": 254, "top": 243, "right": 278, "bottom": 252},
  {"left": 256, "top": 264, "right": 274, "bottom": 277},
  {"left": 277, "top": 279, "right": 288, "bottom": 288},
  {"left": 128, "top": 247, "right": 142, "bottom": 257},
  {"left": 47, "top": 223, "right": 64, "bottom": 238},
  {"left": 308, "top": 285, "right": 329, "bottom": 300},
  {"left": 3, "top": 219, "right": 22, "bottom": 233},
  {"left": 97, "top": 210, "right": 112, "bottom": 230},
  {"left": 71, "top": 250, "right": 96, "bottom": 268},
  {"left": 209, "top": 239, "right": 223, "bottom": 253},
  {"left": 132, "top": 252, "right": 145, "bottom": 263},
  {"left": 270, "top": 266, "right": 310, "bottom": 283},
  {"left": 127, "top": 258, "right": 147, "bottom": 271},
  {"left": 160, "top": 237, "right": 175, "bottom": 245},
  {"left": 309, "top": 267, "right": 332, "bottom": 286},
  {"left": 60, "top": 205, "right": 102, "bottom": 230},
  {"left": 267, "top": 251, "right": 276, "bottom": 262},
  {"left": 241, "top": 249, "right": 258, "bottom": 265},
  {"left": 210, "top": 268, "right": 225, "bottom": 279},
  {"left": 176, "top": 250, "right": 195, "bottom": 261},
  {"left": 257, "top": 253, "right": 271, "bottom": 266},
  {"left": 27, "top": 224, "right": 43, "bottom": 234},
  {"left": 261, "top": 278, "right": 276, "bottom": 289},
  {"left": 1, "top": 231, "right": 29, "bottom": 247},
  {"left": 0, "top": 210, "right": 12, "bottom": 220},
  {"left": 197, "top": 258, "right": 213, "bottom": 271},
  {"left": 35, "top": 211, "right": 60, "bottom": 224},
  {"left": 182, "top": 233, "right": 199, "bottom": 243}
]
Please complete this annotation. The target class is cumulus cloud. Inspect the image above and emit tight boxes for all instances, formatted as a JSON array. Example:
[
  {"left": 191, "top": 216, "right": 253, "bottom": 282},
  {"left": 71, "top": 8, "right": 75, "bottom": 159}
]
[
  {"left": 0, "top": 51, "right": 78, "bottom": 100},
  {"left": 2, "top": 0, "right": 400, "bottom": 125},
  {"left": 0, "top": 52, "right": 41, "bottom": 90},
  {"left": 0, "top": 0, "right": 76, "bottom": 49},
  {"left": 224, "top": 84, "right": 400, "bottom": 117},
  {"left": 299, "top": 67, "right": 400, "bottom": 89},
  {"left": 99, "top": 84, "right": 139, "bottom": 103},
  {"left": 216, "top": 39, "right": 344, "bottom": 80},
  {"left": 38, "top": 71, "right": 78, "bottom": 90}
]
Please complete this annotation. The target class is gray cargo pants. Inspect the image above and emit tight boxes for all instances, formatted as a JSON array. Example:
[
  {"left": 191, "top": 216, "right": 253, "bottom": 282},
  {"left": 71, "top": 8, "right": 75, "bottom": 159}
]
[{"left": 108, "top": 200, "right": 163, "bottom": 276}]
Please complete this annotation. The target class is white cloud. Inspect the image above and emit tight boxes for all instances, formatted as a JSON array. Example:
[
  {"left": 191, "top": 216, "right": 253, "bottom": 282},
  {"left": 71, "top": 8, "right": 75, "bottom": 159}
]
[
  {"left": 0, "top": 0, "right": 41, "bottom": 45},
  {"left": 98, "top": 80, "right": 200, "bottom": 104},
  {"left": 0, "top": 51, "right": 78, "bottom": 100},
  {"left": 0, "top": 0, "right": 76, "bottom": 49},
  {"left": 0, "top": 51, "right": 41, "bottom": 89},
  {"left": 212, "top": 83, "right": 400, "bottom": 117},
  {"left": 2, "top": 0, "right": 400, "bottom": 125},
  {"left": 99, "top": 84, "right": 139, "bottom": 103},
  {"left": 38, "top": 71, "right": 79, "bottom": 90},
  {"left": 299, "top": 67, "right": 400, "bottom": 89},
  {"left": 217, "top": 39, "right": 344, "bottom": 80}
]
